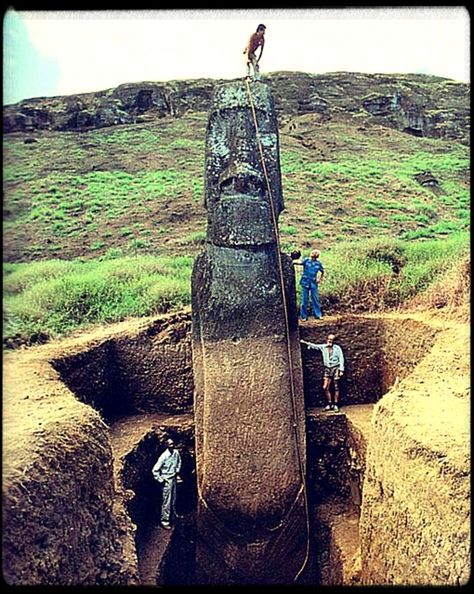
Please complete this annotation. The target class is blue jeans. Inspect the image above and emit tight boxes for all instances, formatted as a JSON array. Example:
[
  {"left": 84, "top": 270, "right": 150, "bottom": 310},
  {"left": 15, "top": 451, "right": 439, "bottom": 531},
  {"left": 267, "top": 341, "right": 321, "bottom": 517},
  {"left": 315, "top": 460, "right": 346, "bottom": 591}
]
[
  {"left": 160, "top": 477, "right": 177, "bottom": 524},
  {"left": 300, "top": 282, "right": 322, "bottom": 319}
]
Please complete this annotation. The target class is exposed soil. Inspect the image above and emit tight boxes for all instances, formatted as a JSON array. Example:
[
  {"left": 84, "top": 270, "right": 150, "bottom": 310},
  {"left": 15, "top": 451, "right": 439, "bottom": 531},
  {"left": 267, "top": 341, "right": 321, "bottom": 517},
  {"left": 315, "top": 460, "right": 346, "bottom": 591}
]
[{"left": 2, "top": 306, "right": 469, "bottom": 585}]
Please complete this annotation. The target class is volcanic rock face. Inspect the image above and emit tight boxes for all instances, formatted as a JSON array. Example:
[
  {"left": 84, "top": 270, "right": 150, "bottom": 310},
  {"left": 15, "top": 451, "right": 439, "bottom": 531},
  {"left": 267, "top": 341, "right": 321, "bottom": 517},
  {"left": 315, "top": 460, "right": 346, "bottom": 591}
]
[
  {"left": 3, "top": 73, "right": 469, "bottom": 145},
  {"left": 191, "top": 80, "right": 309, "bottom": 584}
]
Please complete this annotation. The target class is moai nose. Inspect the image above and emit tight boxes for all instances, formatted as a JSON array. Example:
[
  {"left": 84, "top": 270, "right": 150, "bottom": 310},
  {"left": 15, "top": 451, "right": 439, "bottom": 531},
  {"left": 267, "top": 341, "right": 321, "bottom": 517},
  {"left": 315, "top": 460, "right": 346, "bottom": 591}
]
[{"left": 219, "top": 164, "right": 265, "bottom": 197}]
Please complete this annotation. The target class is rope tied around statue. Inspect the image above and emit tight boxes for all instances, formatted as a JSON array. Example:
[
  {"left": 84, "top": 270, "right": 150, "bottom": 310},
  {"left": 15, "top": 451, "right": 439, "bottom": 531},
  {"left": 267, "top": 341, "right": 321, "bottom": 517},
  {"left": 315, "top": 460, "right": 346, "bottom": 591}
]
[
  {"left": 243, "top": 78, "right": 310, "bottom": 580},
  {"left": 193, "top": 80, "right": 311, "bottom": 583}
]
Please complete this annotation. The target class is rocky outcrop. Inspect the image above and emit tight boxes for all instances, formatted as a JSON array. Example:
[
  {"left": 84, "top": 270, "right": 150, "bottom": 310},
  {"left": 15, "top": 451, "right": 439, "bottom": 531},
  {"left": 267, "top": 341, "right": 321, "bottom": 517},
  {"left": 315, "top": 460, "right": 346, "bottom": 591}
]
[
  {"left": 413, "top": 170, "right": 444, "bottom": 195},
  {"left": 3, "top": 72, "right": 469, "bottom": 144},
  {"left": 360, "top": 86, "right": 469, "bottom": 141}
]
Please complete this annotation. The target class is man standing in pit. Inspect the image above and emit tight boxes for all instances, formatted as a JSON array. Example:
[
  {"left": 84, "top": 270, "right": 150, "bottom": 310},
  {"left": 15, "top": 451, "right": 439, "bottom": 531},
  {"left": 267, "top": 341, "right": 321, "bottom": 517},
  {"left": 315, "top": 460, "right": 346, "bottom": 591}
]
[
  {"left": 243, "top": 24, "right": 266, "bottom": 80},
  {"left": 301, "top": 334, "right": 345, "bottom": 411},
  {"left": 152, "top": 438, "right": 182, "bottom": 530}
]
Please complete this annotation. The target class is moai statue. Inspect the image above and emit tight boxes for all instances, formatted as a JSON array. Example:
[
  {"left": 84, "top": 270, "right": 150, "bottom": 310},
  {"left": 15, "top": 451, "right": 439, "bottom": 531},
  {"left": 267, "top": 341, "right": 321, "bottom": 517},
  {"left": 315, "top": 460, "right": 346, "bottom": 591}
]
[{"left": 191, "top": 80, "right": 309, "bottom": 584}]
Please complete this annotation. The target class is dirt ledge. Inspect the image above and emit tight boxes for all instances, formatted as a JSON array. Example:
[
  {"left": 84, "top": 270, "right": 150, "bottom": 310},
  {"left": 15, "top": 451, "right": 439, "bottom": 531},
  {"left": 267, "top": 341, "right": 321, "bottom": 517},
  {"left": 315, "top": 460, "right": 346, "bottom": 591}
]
[
  {"left": 2, "top": 352, "right": 139, "bottom": 585},
  {"left": 2, "top": 309, "right": 469, "bottom": 585}
]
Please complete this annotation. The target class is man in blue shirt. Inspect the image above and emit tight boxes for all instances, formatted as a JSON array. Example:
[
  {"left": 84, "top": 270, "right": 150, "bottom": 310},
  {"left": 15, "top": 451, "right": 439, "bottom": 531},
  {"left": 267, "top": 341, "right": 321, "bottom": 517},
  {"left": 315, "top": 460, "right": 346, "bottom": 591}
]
[
  {"left": 294, "top": 249, "right": 325, "bottom": 321},
  {"left": 301, "top": 334, "right": 344, "bottom": 412},
  {"left": 152, "top": 438, "right": 182, "bottom": 529}
]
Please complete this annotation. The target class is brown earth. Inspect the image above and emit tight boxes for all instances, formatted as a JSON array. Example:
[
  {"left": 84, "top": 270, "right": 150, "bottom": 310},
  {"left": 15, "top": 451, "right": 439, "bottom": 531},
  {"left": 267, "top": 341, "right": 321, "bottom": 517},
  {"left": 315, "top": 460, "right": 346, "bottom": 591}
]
[
  {"left": 3, "top": 70, "right": 469, "bottom": 585},
  {"left": 359, "top": 311, "right": 470, "bottom": 586},
  {"left": 2, "top": 301, "right": 469, "bottom": 585}
]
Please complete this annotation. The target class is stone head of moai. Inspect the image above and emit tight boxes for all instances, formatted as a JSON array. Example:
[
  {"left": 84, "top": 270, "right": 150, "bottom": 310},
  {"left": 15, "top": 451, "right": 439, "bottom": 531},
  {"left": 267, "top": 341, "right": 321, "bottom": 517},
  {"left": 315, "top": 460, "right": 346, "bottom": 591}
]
[{"left": 204, "top": 81, "right": 284, "bottom": 247}]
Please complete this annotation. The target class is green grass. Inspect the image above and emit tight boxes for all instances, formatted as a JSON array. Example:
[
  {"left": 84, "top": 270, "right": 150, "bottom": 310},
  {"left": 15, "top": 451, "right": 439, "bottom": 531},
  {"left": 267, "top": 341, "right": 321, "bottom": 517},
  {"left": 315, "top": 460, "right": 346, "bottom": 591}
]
[
  {"left": 180, "top": 230, "right": 207, "bottom": 245},
  {"left": 2, "top": 86, "right": 470, "bottom": 347},
  {"left": 3, "top": 108, "right": 469, "bottom": 262},
  {"left": 307, "top": 232, "right": 470, "bottom": 311},
  {"left": 3, "top": 255, "right": 193, "bottom": 348},
  {"left": 18, "top": 169, "right": 193, "bottom": 228},
  {"left": 278, "top": 140, "right": 469, "bottom": 244},
  {"left": 3, "top": 233, "right": 469, "bottom": 348},
  {"left": 2, "top": 113, "right": 208, "bottom": 261}
]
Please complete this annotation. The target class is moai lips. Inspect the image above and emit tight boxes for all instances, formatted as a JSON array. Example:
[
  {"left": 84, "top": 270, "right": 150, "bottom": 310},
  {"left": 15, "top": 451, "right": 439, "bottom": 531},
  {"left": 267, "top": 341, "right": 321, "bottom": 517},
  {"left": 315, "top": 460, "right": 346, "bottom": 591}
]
[{"left": 191, "top": 80, "right": 309, "bottom": 584}]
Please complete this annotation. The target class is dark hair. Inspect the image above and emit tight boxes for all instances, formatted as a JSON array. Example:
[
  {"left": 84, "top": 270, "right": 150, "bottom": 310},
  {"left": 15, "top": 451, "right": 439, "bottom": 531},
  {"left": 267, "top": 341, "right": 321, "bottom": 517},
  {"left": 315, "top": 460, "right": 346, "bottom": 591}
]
[{"left": 257, "top": 24, "right": 266, "bottom": 32}]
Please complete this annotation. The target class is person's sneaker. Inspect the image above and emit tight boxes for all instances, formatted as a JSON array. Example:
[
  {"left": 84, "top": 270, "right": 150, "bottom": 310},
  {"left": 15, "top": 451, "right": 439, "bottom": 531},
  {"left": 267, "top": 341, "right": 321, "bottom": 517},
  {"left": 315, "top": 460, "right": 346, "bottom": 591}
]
[
  {"left": 323, "top": 404, "right": 332, "bottom": 411},
  {"left": 300, "top": 318, "right": 307, "bottom": 322},
  {"left": 161, "top": 522, "right": 171, "bottom": 530},
  {"left": 332, "top": 405, "right": 340, "bottom": 412}
]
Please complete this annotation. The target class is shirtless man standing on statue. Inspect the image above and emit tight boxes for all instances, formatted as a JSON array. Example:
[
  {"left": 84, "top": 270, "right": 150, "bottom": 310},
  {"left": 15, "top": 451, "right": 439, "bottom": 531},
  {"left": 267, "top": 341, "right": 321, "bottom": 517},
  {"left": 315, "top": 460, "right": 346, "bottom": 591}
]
[{"left": 243, "top": 24, "right": 266, "bottom": 80}]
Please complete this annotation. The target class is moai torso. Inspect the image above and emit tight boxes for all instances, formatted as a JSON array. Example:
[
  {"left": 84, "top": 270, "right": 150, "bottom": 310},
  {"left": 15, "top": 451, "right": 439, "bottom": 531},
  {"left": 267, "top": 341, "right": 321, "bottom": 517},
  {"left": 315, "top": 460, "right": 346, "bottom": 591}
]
[{"left": 191, "top": 80, "right": 309, "bottom": 584}]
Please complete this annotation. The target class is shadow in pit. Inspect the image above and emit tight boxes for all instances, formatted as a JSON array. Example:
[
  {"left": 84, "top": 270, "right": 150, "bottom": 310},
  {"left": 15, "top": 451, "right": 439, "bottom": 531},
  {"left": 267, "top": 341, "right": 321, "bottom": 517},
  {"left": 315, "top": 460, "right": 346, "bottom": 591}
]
[
  {"left": 116, "top": 427, "right": 197, "bottom": 584},
  {"left": 158, "top": 515, "right": 197, "bottom": 585},
  {"left": 46, "top": 313, "right": 439, "bottom": 585},
  {"left": 157, "top": 513, "right": 320, "bottom": 586}
]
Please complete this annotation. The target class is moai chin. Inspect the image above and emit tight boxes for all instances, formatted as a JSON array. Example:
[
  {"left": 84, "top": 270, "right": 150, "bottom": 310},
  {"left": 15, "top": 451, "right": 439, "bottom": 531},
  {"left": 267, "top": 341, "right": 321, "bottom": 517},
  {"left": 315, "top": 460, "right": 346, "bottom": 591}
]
[{"left": 191, "top": 80, "right": 309, "bottom": 584}]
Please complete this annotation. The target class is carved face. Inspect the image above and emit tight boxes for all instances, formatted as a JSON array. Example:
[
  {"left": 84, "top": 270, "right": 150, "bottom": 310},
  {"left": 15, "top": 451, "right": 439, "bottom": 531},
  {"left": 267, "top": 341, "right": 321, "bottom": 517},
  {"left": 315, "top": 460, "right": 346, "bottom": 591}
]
[{"left": 204, "top": 82, "right": 283, "bottom": 247}]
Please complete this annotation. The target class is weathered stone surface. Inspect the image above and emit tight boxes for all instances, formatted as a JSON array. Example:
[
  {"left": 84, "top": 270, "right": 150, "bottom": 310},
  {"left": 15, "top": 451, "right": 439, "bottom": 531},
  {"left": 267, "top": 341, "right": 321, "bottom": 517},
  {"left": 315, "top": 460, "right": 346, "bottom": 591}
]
[
  {"left": 413, "top": 170, "right": 444, "bottom": 195},
  {"left": 362, "top": 92, "right": 402, "bottom": 116},
  {"left": 191, "top": 80, "right": 309, "bottom": 584}
]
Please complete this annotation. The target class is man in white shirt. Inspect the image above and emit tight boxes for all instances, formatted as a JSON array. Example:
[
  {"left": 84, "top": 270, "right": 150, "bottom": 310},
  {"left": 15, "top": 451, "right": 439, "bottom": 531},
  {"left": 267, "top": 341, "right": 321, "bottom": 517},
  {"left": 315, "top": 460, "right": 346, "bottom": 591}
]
[
  {"left": 152, "top": 438, "right": 182, "bottom": 529},
  {"left": 301, "top": 334, "right": 345, "bottom": 412}
]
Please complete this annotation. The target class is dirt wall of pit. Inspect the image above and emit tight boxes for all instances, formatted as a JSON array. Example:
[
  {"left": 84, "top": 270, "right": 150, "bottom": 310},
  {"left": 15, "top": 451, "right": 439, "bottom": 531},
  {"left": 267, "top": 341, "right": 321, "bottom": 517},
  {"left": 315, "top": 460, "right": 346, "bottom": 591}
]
[
  {"left": 52, "top": 312, "right": 193, "bottom": 422},
  {"left": 53, "top": 312, "right": 439, "bottom": 416},
  {"left": 2, "top": 351, "right": 139, "bottom": 586},
  {"left": 359, "top": 321, "right": 470, "bottom": 586},
  {"left": 300, "top": 316, "right": 439, "bottom": 406},
  {"left": 2, "top": 310, "right": 469, "bottom": 585}
]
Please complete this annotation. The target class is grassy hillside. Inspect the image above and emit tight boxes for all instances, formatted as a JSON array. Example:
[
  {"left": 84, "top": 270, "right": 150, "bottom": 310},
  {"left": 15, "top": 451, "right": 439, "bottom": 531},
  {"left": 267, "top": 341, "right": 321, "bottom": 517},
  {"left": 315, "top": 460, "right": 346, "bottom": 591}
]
[
  {"left": 2, "top": 76, "right": 470, "bottom": 347},
  {"left": 3, "top": 109, "right": 469, "bottom": 262},
  {"left": 3, "top": 232, "right": 469, "bottom": 348}
]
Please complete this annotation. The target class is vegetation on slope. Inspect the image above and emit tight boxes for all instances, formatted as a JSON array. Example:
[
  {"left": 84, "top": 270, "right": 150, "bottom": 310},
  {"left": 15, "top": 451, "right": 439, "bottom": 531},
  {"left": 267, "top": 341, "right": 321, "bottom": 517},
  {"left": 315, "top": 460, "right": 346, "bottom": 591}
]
[
  {"left": 2, "top": 76, "right": 470, "bottom": 348},
  {"left": 3, "top": 233, "right": 469, "bottom": 348},
  {"left": 3, "top": 110, "right": 469, "bottom": 263}
]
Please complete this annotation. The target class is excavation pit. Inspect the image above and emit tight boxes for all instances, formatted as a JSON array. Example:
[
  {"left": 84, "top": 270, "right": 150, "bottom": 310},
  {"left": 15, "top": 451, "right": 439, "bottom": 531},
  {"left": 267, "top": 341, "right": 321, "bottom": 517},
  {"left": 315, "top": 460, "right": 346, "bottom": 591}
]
[{"left": 5, "top": 310, "right": 466, "bottom": 586}]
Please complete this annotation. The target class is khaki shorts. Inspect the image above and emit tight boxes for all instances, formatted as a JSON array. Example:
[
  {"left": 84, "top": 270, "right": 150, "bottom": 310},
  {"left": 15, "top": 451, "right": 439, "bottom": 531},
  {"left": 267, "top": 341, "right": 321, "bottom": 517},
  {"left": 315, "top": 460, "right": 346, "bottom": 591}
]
[
  {"left": 324, "top": 366, "right": 342, "bottom": 380},
  {"left": 247, "top": 53, "right": 260, "bottom": 72}
]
